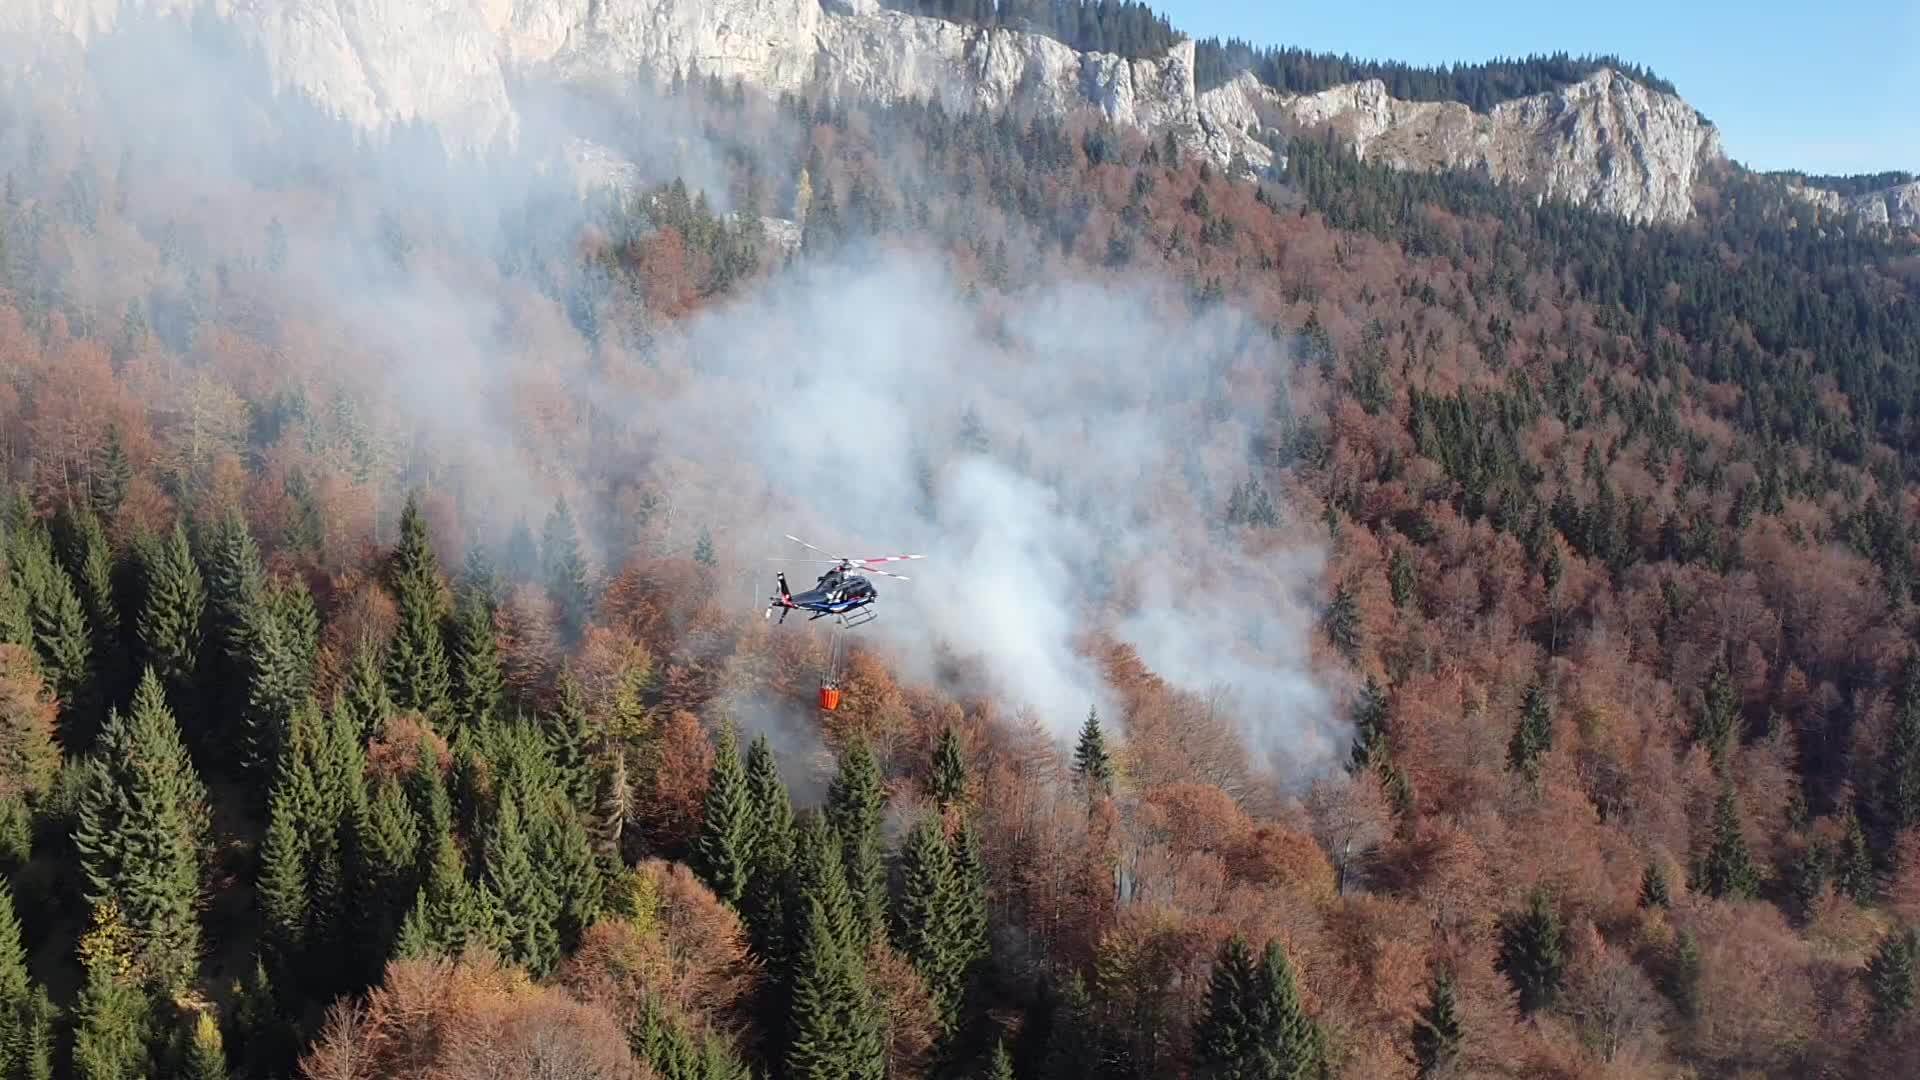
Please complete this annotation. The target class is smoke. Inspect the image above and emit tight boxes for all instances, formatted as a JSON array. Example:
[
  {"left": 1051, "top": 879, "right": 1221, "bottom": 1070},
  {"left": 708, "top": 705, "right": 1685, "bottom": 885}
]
[{"left": 0, "top": 4, "right": 1348, "bottom": 781}]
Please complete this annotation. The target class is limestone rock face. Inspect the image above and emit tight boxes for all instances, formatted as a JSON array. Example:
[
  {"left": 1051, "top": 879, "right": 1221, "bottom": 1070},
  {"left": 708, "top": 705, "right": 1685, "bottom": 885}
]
[
  {"left": 1, "top": 0, "right": 1740, "bottom": 224},
  {"left": 1787, "top": 178, "right": 1920, "bottom": 231}
]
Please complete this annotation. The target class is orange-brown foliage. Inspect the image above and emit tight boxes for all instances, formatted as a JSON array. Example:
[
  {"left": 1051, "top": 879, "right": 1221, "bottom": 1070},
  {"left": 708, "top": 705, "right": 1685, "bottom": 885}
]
[{"left": 0, "top": 644, "right": 60, "bottom": 800}]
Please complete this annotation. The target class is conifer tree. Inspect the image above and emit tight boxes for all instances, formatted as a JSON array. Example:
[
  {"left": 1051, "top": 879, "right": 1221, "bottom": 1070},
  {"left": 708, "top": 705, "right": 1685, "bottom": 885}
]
[
  {"left": 135, "top": 522, "right": 205, "bottom": 716},
  {"left": 1666, "top": 929, "right": 1701, "bottom": 1020},
  {"left": 1865, "top": 925, "right": 1916, "bottom": 1033},
  {"left": 1072, "top": 706, "right": 1113, "bottom": 796},
  {"left": 1191, "top": 934, "right": 1257, "bottom": 1077},
  {"left": 182, "top": 1011, "right": 229, "bottom": 1080},
  {"left": 1836, "top": 807, "right": 1876, "bottom": 903},
  {"left": 240, "top": 602, "right": 307, "bottom": 782},
  {"left": 1249, "top": 940, "right": 1324, "bottom": 1079},
  {"left": 694, "top": 528, "right": 716, "bottom": 567},
  {"left": 1695, "top": 658, "right": 1739, "bottom": 764},
  {"left": 91, "top": 428, "right": 132, "bottom": 520},
  {"left": 951, "top": 822, "right": 990, "bottom": 977},
  {"left": 536, "top": 805, "right": 605, "bottom": 953},
  {"left": 1411, "top": 970, "right": 1462, "bottom": 1078},
  {"left": 0, "top": 878, "right": 53, "bottom": 1080},
  {"left": 542, "top": 668, "right": 596, "bottom": 812},
  {"left": 60, "top": 506, "right": 123, "bottom": 711},
  {"left": 1699, "top": 785, "right": 1758, "bottom": 900},
  {"left": 269, "top": 576, "right": 320, "bottom": 686},
  {"left": 255, "top": 789, "right": 309, "bottom": 968},
  {"left": 786, "top": 890, "right": 885, "bottom": 1080},
  {"left": 541, "top": 496, "right": 591, "bottom": 645},
  {"left": 745, "top": 732, "right": 796, "bottom": 965},
  {"left": 350, "top": 774, "right": 421, "bottom": 979},
  {"left": 1881, "top": 657, "right": 1920, "bottom": 844},
  {"left": 384, "top": 494, "right": 452, "bottom": 722},
  {"left": 929, "top": 725, "right": 967, "bottom": 809},
  {"left": 13, "top": 528, "right": 96, "bottom": 733},
  {"left": 202, "top": 507, "right": 267, "bottom": 735},
  {"left": 1506, "top": 679, "right": 1551, "bottom": 783},
  {"left": 69, "top": 900, "right": 153, "bottom": 1080},
  {"left": 788, "top": 813, "right": 861, "bottom": 966},
  {"left": 695, "top": 724, "right": 757, "bottom": 907},
  {"left": 448, "top": 585, "right": 504, "bottom": 734},
  {"left": 480, "top": 789, "right": 561, "bottom": 975},
  {"left": 893, "top": 817, "right": 970, "bottom": 1036},
  {"left": 827, "top": 736, "right": 888, "bottom": 942},
  {"left": 1639, "top": 860, "right": 1671, "bottom": 909},
  {"left": 337, "top": 632, "right": 392, "bottom": 742},
  {"left": 1387, "top": 546, "right": 1416, "bottom": 610},
  {"left": 1322, "top": 576, "right": 1360, "bottom": 659},
  {"left": 984, "top": 1039, "right": 1015, "bottom": 1080},
  {"left": 1347, "top": 676, "right": 1388, "bottom": 774},
  {"left": 70, "top": 668, "right": 209, "bottom": 993},
  {"left": 1496, "top": 888, "right": 1565, "bottom": 1015}
]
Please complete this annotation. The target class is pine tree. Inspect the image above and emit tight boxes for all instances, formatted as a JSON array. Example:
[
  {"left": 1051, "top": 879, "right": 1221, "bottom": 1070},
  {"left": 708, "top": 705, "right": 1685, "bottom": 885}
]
[
  {"left": 1865, "top": 926, "right": 1917, "bottom": 1033},
  {"left": 1695, "top": 658, "right": 1739, "bottom": 764},
  {"left": 745, "top": 733, "right": 796, "bottom": 965},
  {"left": 70, "top": 668, "right": 209, "bottom": 993},
  {"left": 90, "top": 428, "right": 132, "bottom": 520},
  {"left": 1638, "top": 860, "right": 1671, "bottom": 909},
  {"left": 448, "top": 585, "right": 504, "bottom": 734},
  {"left": 695, "top": 724, "right": 757, "bottom": 907},
  {"left": 785, "top": 892, "right": 886, "bottom": 1080},
  {"left": 337, "top": 632, "right": 392, "bottom": 742},
  {"left": 1191, "top": 935, "right": 1258, "bottom": 1077},
  {"left": 70, "top": 900, "right": 153, "bottom": 1080},
  {"left": 893, "top": 817, "right": 969, "bottom": 1036},
  {"left": 541, "top": 496, "right": 591, "bottom": 645},
  {"left": 182, "top": 1010, "right": 229, "bottom": 1080},
  {"left": 1699, "top": 785, "right": 1758, "bottom": 900},
  {"left": 827, "top": 736, "right": 888, "bottom": 942},
  {"left": 385, "top": 494, "right": 452, "bottom": 722},
  {"left": 135, "top": 522, "right": 205, "bottom": 716},
  {"left": 929, "top": 725, "right": 967, "bottom": 809},
  {"left": 1347, "top": 676, "right": 1389, "bottom": 774},
  {"left": 1411, "top": 970, "right": 1462, "bottom": 1078},
  {"left": 1506, "top": 679, "right": 1552, "bottom": 783},
  {"left": 1072, "top": 706, "right": 1114, "bottom": 796},
  {"left": 1496, "top": 888, "right": 1565, "bottom": 1015},
  {"left": 1387, "top": 546, "right": 1416, "bottom": 610},
  {"left": 542, "top": 668, "right": 596, "bottom": 812}
]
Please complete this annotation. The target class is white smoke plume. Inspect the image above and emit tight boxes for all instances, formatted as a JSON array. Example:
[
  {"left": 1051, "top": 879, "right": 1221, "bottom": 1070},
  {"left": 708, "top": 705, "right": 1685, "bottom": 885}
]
[{"left": 0, "top": 6, "right": 1349, "bottom": 782}]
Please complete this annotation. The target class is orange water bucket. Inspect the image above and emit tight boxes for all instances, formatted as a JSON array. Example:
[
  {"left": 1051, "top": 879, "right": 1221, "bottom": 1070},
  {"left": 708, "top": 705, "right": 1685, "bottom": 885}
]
[{"left": 819, "top": 685, "right": 842, "bottom": 711}]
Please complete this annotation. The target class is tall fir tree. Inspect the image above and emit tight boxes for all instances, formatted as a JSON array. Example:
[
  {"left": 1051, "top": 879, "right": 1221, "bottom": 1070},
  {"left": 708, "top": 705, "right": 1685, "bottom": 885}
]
[
  {"left": 1880, "top": 655, "right": 1920, "bottom": 845},
  {"left": 384, "top": 494, "right": 452, "bottom": 722},
  {"left": 349, "top": 773, "right": 422, "bottom": 981},
  {"left": 337, "top": 632, "right": 393, "bottom": 742},
  {"left": 135, "top": 522, "right": 205, "bottom": 719},
  {"left": 826, "top": 736, "right": 889, "bottom": 943},
  {"left": 1073, "top": 706, "right": 1114, "bottom": 796},
  {"left": 69, "top": 901, "right": 153, "bottom": 1080},
  {"left": 1193, "top": 935, "right": 1323, "bottom": 1079},
  {"left": 1347, "top": 676, "right": 1389, "bottom": 775},
  {"left": 90, "top": 427, "right": 133, "bottom": 520},
  {"left": 182, "top": 1011, "right": 229, "bottom": 1080},
  {"left": 694, "top": 724, "right": 757, "bottom": 907},
  {"left": 785, "top": 890, "right": 886, "bottom": 1080},
  {"left": 201, "top": 507, "right": 268, "bottom": 749},
  {"left": 13, "top": 526, "right": 97, "bottom": 737},
  {"left": 448, "top": 584, "right": 505, "bottom": 734},
  {"left": 929, "top": 725, "right": 968, "bottom": 809},
  {"left": 541, "top": 496, "right": 591, "bottom": 646},
  {"left": 1638, "top": 861, "right": 1671, "bottom": 909},
  {"left": 0, "top": 877, "right": 55, "bottom": 1080},
  {"left": 70, "top": 667, "right": 209, "bottom": 993},
  {"left": 744, "top": 732, "right": 797, "bottom": 967},
  {"left": 1699, "top": 785, "right": 1758, "bottom": 900},
  {"left": 1496, "top": 888, "right": 1565, "bottom": 1015},
  {"left": 542, "top": 668, "right": 596, "bottom": 812},
  {"left": 1506, "top": 678, "right": 1552, "bottom": 783},
  {"left": 1191, "top": 934, "right": 1257, "bottom": 1078},
  {"left": 480, "top": 789, "right": 561, "bottom": 975},
  {"left": 1410, "top": 970, "right": 1463, "bottom": 1078},
  {"left": 1836, "top": 806, "right": 1876, "bottom": 903},
  {"left": 892, "top": 817, "right": 970, "bottom": 1037},
  {"left": 58, "top": 506, "right": 124, "bottom": 714},
  {"left": 1865, "top": 925, "right": 1916, "bottom": 1033}
]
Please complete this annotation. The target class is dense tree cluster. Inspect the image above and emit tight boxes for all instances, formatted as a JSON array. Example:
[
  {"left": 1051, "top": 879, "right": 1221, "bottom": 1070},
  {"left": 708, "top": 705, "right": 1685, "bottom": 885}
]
[
  {"left": 2, "top": 36, "right": 1920, "bottom": 1080},
  {"left": 879, "top": 0, "right": 1181, "bottom": 60},
  {"left": 1194, "top": 43, "right": 1679, "bottom": 105}
]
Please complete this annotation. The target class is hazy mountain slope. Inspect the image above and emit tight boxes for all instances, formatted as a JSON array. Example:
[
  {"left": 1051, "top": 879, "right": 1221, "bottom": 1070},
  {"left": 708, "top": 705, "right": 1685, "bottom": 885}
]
[{"left": 1, "top": 0, "right": 1730, "bottom": 224}]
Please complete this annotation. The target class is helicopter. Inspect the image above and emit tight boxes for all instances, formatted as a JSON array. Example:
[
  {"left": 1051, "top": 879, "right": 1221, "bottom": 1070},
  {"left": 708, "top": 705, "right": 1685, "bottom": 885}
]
[{"left": 764, "top": 534, "right": 925, "bottom": 629}]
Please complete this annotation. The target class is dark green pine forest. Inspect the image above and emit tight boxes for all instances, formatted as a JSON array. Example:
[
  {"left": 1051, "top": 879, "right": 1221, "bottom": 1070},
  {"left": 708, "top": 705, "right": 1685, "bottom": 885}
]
[{"left": 1, "top": 9, "right": 1919, "bottom": 1080}]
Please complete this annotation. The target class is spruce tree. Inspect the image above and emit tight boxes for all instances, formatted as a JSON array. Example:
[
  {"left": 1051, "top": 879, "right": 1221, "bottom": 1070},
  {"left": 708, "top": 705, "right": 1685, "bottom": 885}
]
[
  {"left": 255, "top": 788, "right": 309, "bottom": 969},
  {"left": 929, "top": 725, "right": 967, "bottom": 809},
  {"left": 950, "top": 822, "right": 990, "bottom": 978},
  {"left": 69, "top": 900, "right": 153, "bottom": 1080},
  {"left": 695, "top": 725, "right": 757, "bottom": 907},
  {"left": 0, "top": 877, "right": 50, "bottom": 1080},
  {"left": 1639, "top": 860, "right": 1671, "bottom": 909},
  {"left": 542, "top": 668, "right": 596, "bottom": 812},
  {"left": 536, "top": 805, "right": 605, "bottom": 952},
  {"left": 1865, "top": 925, "right": 1916, "bottom": 1033},
  {"left": 1192, "top": 935, "right": 1258, "bottom": 1077},
  {"left": 1347, "top": 676, "right": 1388, "bottom": 775},
  {"left": 59, "top": 506, "right": 123, "bottom": 712},
  {"left": 1695, "top": 658, "right": 1739, "bottom": 764},
  {"left": 384, "top": 495, "right": 452, "bottom": 722},
  {"left": 1387, "top": 546, "right": 1416, "bottom": 610},
  {"left": 13, "top": 529, "right": 96, "bottom": 736},
  {"left": 1411, "top": 970, "right": 1462, "bottom": 1078},
  {"left": 1506, "top": 679, "right": 1551, "bottom": 783},
  {"left": 1667, "top": 929, "right": 1702, "bottom": 1020},
  {"left": 202, "top": 507, "right": 267, "bottom": 743},
  {"left": 1322, "top": 577, "right": 1360, "bottom": 659},
  {"left": 1496, "top": 888, "right": 1565, "bottom": 1015},
  {"left": 182, "top": 1010, "right": 229, "bottom": 1080},
  {"left": 269, "top": 576, "right": 320, "bottom": 688},
  {"left": 91, "top": 428, "right": 132, "bottom": 520},
  {"left": 1247, "top": 940, "right": 1323, "bottom": 1080},
  {"left": 350, "top": 774, "right": 421, "bottom": 980},
  {"left": 1881, "top": 657, "right": 1920, "bottom": 844},
  {"left": 893, "top": 817, "right": 968, "bottom": 1036},
  {"left": 1699, "top": 785, "right": 1758, "bottom": 900},
  {"left": 788, "top": 813, "right": 861, "bottom": 966},
  {"left": 785, "top": 892, "right": 885, "bottom": 1080},
  {"left": 448, "top": 585, "right": 504, "bottom": 734},
  {"left": 1836, "top": 807, "right": 1876, "bottom": 903},
  {"left": 135, "top": 522, "right": 205, "bottom": 717},
  {"left": 240, "top": 603, "right": 306, "bottom": 783},
  {"left": 337, "top": 632, "right": 392, "bottom": 743},
  {"left": 541, "top": 496, "right": 591, "bottom": 645},
  {"left": 480, "top": 790, "right": 560, "bottom": 975},
  {"left": 745, "top": 733, "right": 797, "bottom": 965},
  {"left": 70, "top": 668, "right": 209, "bottom": 994},
  {"left": 826, "top": 736, "right": 888, "bottom": 942},
  {"left": 1072, "top": 706, "right": 1114, "bottom": 796}
]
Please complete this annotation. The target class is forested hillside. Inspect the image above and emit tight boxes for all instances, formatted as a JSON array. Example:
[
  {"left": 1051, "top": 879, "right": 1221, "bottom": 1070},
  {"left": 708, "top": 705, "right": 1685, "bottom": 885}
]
[{"left": 1, "top": 37, "right": 1919, "bottom": 1080}]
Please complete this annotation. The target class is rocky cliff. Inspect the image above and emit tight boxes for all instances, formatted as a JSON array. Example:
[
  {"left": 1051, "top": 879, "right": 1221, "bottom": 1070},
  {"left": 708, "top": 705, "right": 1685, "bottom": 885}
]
[
  {"left": 1, "top": 0, "right": 1730, "bottom": 224},
  {"left": 1785, "top": 178, "right": 1920, "bottom": 232}
]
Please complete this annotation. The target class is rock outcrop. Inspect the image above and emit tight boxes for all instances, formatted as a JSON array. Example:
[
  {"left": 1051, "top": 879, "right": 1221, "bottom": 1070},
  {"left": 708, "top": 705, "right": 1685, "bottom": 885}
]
[
  {"left": 1785, "top": 178, "right": 1920, "bottom": 231},
  {"left": 1, "top": 0, "right": 1735, "bottom": 224}
]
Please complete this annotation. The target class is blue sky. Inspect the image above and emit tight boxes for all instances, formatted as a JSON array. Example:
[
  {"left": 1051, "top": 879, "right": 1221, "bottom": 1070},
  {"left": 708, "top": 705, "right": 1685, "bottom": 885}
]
[{"left": 1152, "top": 0, "right": 1918, "bottom": 176}]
